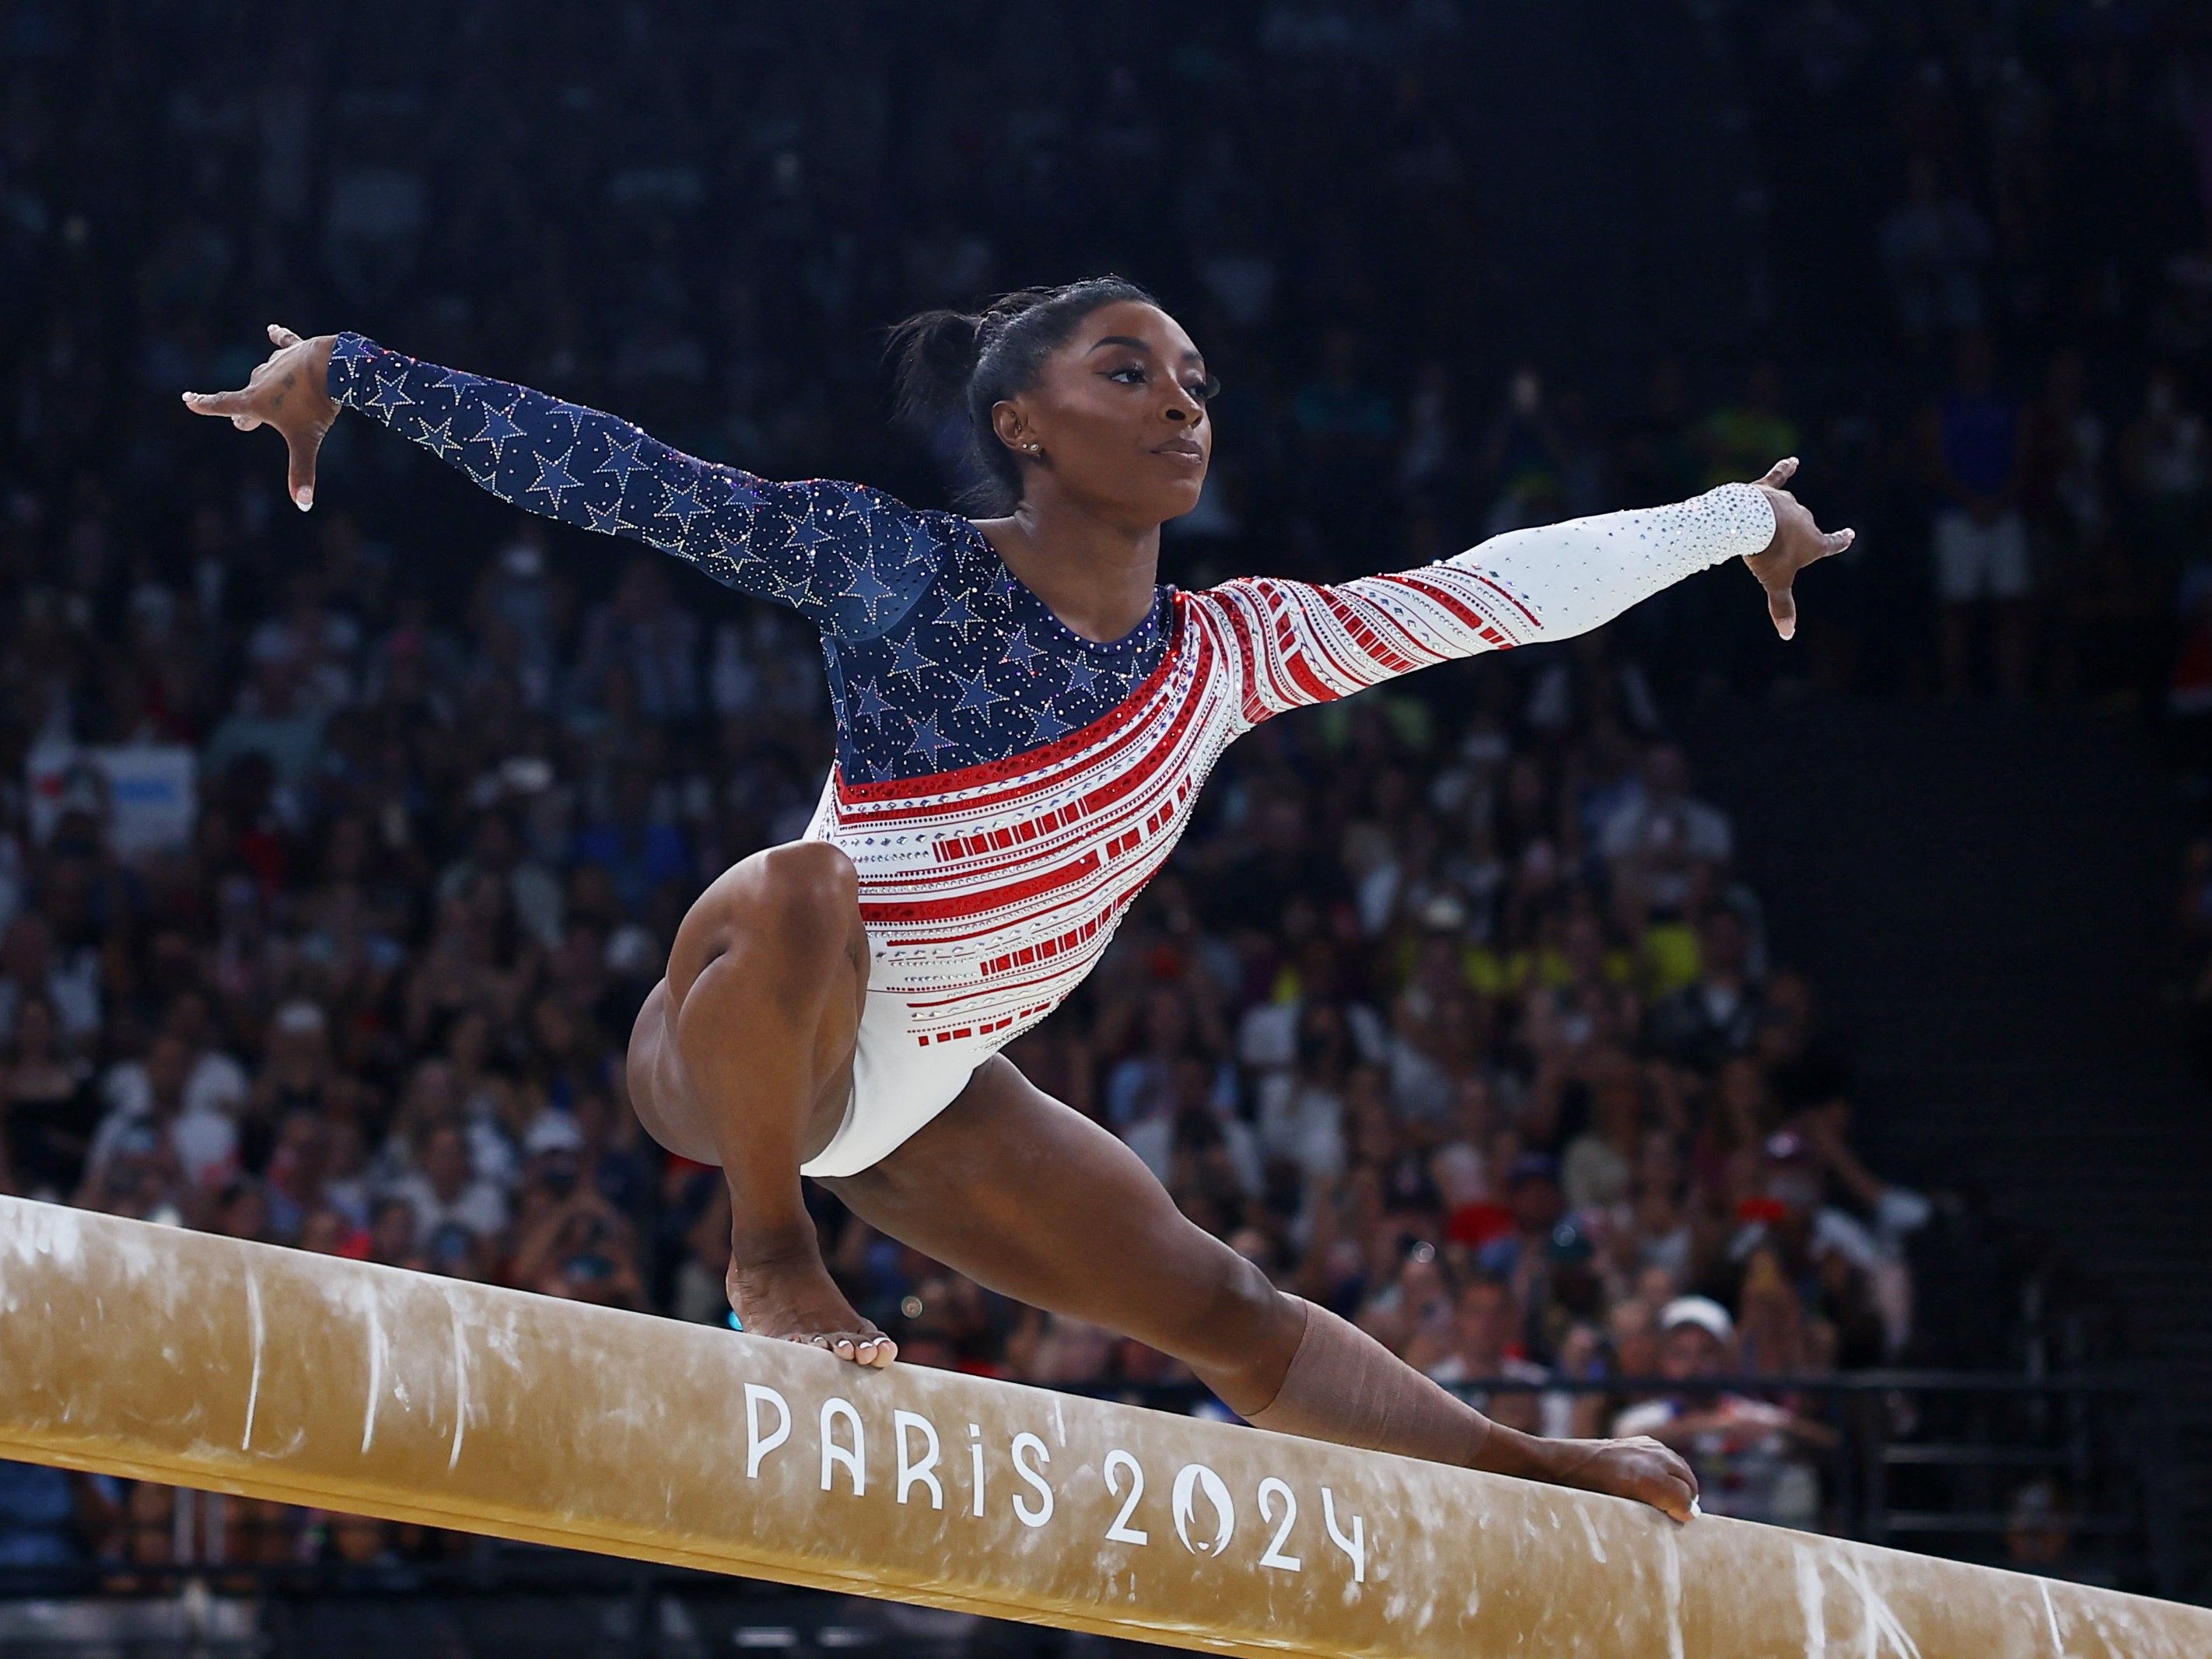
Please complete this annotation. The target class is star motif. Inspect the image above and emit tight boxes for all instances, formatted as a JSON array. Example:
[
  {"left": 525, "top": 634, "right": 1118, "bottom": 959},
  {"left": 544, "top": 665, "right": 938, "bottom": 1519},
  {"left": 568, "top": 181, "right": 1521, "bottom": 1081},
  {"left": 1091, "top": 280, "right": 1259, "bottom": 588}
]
[
  {"left": 584, "top": 500, "right": 634, "bottom": 537},
  {"left": 720, "top": 528, "right": 770, "bottom": 569},
  {"left": 525, "top": 445, "right": 583, "bottom": 509},
  {"left": 786, "top": 513, "right": 834, "bottom": 551},
  {"left": 763, "top": 561, "right": 813, "bottom": 604},
  {"left": 434, "top": 365, "right": 481, "bottom": 396},
  {"left": 952, "top": 670, "right": 1006, "bottom": 716},
  {"left": 418, "top": 417, "right": 463, "bottom": 460},
  {"left": 364, "top": 373, "right": 416, "bottom": 416},
  {"left": 907, "top": 715, "right": 954, "bottom": 765},
  {"left": 1062, "top": 658, "right": 1101, "bottom": 696},
  {"left": 840, "top": 557, "right": 900, "bottom": 621},
  {"left": 595, "top": 435, "right": 649, "bottom": 487},
  {"left": 472, "top": 398, "right": 527, "bottom": 462},
  {"left": 541, "top": 401, "right": 586, "bottom": 443},
  {"left": 934, "top": 593, "right": 984, "bottom": 643},
  {"left": 1028, "top": 703, "right": 1073, "bottom": 744},
  {"left": 851, "top": 679, "right": 894, "bottom": 723},
  {"left": 1002, "top": 627, "right": 1043, "bottom": 672},
  {"left": 331, "top": 333, "right": 375, "bottom": 366},
  {"left": 654, "top": 480, "right": 710, "bottom": 532},
  {"left": 887, "top": 635, "right": 938, "bottom": 681}
]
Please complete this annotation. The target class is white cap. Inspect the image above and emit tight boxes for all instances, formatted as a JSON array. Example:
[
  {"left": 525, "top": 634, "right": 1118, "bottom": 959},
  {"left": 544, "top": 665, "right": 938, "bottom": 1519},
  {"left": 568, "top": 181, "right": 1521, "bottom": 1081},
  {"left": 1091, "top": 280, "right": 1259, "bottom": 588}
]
[
  {"left": 1659, "top": 1295, "right": 1734, "bottom": 1345},
  {"left": 523, "top": 1111, "right": 586, "bottom": 1157},
  {"left": 274, "top": 999, "right": 327, "bottom": 1036}
]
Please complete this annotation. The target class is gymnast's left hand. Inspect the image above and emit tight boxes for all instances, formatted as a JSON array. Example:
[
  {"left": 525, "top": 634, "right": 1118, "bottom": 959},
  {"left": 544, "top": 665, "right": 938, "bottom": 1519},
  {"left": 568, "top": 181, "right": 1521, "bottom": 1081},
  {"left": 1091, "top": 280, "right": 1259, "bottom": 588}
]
[
  {"left": 1535, "top": 1433, "right": 1701, "bottom": 1524},
  {"left": 180, "top": 324, "right": 338, "bottom": 513},
  {"left": 1745, "top": 456, "right": 1856, "bottom": 642}
]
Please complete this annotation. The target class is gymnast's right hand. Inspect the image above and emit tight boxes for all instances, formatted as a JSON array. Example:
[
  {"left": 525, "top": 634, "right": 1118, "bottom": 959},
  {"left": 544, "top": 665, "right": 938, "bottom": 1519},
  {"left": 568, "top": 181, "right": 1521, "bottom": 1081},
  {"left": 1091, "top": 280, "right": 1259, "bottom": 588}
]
[
  {"left": 1535, "top": 1433, "right": 1701, "bottom": 1524},
  {"left": 180, "top": 324, "right": 338, "bottom": 513},
  {"left": 727, "top": 1238, "right": 898, "bottom": 1370}
]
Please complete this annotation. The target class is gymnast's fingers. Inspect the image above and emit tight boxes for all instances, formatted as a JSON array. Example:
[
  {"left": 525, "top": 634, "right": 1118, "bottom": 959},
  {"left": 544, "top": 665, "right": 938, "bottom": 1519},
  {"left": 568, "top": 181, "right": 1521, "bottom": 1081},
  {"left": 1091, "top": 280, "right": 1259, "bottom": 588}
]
[
  {"left": 1675, "top": 1450, "right": 1701, "bottom": 1505},
  {"left": 1769, "top": 580, "right": 1798, "bottom": 642},
  {"left": 267, "top": 322, "right": 304, "bottom": 348},
  {"left": 180, "top": 387, "right": 254, "bottom": 419},
  {"left": 1759, "top": 455, "right": 1800, "bottom": 488},
  {"left": 284, "top": 422, "right": 325, "bottom": 513}
]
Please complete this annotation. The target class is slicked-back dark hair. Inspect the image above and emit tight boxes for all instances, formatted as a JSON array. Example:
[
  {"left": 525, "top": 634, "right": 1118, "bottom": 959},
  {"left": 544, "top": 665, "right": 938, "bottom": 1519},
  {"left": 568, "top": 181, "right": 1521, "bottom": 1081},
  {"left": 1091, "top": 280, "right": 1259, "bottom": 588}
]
[{"left": 886, "top": 277, "right": 1157, "bottom": 514}]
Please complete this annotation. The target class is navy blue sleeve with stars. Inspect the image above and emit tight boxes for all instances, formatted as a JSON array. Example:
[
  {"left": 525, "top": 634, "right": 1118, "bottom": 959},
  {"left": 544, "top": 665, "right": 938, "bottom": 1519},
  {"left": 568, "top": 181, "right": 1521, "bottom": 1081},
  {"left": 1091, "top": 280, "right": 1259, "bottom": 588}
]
[
  {"left": 324, "top": 332, "right": 945, "bottom": 642},
  {"left": 324, "top": 331, "right": 1180, "bottom": 787}
]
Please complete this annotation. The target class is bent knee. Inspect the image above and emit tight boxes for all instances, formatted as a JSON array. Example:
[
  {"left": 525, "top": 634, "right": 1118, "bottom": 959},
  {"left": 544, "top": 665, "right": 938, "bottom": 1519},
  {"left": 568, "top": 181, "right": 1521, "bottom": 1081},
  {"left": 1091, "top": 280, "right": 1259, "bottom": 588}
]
[
  {"left": 676, "top": 842, "right": 861, "bottom": 989},
  {"left": 751, "top": 839, "right": 859, "bottom": 922}
]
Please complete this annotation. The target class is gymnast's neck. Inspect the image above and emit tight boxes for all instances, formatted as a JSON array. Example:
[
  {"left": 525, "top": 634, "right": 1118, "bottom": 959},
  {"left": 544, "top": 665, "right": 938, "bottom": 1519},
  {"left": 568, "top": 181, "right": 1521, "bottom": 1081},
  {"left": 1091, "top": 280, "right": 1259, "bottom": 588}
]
[{"left": 972, "top": 485, "right": 1164, "bottom": 646}]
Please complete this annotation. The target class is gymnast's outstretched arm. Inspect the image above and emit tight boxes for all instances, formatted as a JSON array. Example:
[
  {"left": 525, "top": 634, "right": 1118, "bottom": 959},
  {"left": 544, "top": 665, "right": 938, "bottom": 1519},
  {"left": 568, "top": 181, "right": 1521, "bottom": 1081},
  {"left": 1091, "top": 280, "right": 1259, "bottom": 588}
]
[
  {"left": 1202, "top": 467, "right": 1853, "bottom": 726},
  {"left": 185, "top": 325, "right": 944, "bottom": 642}
]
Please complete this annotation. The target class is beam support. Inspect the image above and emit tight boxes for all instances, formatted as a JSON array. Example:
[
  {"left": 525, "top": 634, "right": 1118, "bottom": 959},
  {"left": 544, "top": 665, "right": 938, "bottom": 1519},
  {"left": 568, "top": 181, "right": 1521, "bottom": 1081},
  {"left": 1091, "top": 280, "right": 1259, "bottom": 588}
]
[{"left": 0, "top": 1196, "right": 2202, "bottom": 1657}]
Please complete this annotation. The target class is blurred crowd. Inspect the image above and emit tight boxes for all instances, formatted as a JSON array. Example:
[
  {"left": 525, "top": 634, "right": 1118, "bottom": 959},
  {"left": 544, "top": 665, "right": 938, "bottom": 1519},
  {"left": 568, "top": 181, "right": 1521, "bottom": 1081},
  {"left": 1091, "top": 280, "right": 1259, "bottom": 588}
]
[{"left": 1, "top": 0, "right": 2204, "bottom": 1575}]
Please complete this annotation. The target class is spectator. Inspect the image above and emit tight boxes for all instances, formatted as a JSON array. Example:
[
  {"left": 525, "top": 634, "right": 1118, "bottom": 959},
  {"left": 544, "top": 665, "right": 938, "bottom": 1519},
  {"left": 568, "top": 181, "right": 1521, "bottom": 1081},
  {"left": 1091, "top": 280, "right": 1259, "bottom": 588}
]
[
  {"left": 1599, "top": 744, "right": 1733, "bottom": 936},
  {"left": 1921, "top": 329, "right": 2032, "bottom": 698},
  {"left": 1880, "top": 155, "right": 1993, "bottom": 348},
  {"left": 1612, "top": 1297, "right": 1831, "bottom": 1527},
  {"left": 1693, "top": 362, "right": 1801, "bottom": 494},
  {"left": 7, "top": 0, "right": 2146, "bottom": 1562},
  {"left": 0, "top": 913, "right": 100, "bottom": 1053},
  {"left": 1, "top": 992, "right": 96, "bottom": 1198},
  {"left": 436, "top": 811, "right": 565, "bottom": 952},
  {"left": 1292, "top": 327, "right": 1397, "bottom": 540},
  {"left": 383, "top": 1122, "right": 508, "bottom": 1243},
  {"left": 1648, "top": 910, "right": 1763, "bottom": 1070},
  {"left": 82, "top": 1033, "right": 238, "bottom": 1199},
  {"left": 2118, "top": 363, "right": 2209, "bottom": 575}
]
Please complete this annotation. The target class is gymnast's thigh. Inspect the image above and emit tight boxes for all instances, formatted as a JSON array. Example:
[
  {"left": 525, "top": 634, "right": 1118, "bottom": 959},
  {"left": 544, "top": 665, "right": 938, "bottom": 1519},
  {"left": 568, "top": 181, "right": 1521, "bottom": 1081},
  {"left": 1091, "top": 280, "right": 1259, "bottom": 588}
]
[{"left": 817, "top": 1054, "right": 1292, "bottom": 1367}]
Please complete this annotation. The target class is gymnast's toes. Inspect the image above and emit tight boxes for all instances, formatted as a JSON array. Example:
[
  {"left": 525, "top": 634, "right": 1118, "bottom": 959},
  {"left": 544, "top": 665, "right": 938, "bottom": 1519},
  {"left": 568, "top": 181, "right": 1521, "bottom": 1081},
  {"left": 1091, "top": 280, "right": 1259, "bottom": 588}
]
[{"left": 814, "top": 1332, "right": 899, "bottom": 1367}]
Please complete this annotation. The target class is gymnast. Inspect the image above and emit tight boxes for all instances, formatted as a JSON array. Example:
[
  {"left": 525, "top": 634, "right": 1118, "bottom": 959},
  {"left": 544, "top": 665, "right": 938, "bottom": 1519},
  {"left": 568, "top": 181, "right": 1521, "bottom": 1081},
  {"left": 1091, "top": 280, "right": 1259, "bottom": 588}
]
[{"left": 185, "top": 278, "right": 1851, "bottom": 1523}]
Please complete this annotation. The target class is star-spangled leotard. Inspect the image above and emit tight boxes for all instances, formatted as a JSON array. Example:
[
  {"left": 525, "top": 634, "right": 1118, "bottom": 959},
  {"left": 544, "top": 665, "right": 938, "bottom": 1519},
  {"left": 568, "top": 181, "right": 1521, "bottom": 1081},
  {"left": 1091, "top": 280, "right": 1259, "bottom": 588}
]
[{"left": 327, "top": 333, "right": 1776, "bottom": 1174}]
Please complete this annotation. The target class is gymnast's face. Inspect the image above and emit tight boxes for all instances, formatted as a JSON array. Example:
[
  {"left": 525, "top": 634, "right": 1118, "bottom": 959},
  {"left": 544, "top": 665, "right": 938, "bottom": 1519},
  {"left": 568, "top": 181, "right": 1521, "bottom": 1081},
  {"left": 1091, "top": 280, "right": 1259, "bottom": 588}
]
[{"left": 991, "top": 300, "right": 1214, "bottom": 527}]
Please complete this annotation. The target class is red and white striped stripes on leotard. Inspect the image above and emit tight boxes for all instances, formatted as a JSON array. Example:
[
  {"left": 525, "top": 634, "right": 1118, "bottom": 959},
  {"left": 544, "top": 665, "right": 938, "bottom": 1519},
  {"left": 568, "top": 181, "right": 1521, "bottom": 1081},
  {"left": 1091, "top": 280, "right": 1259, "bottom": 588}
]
[{"left": 809, "top": 480, "right": 1776, "bottom": 1057}]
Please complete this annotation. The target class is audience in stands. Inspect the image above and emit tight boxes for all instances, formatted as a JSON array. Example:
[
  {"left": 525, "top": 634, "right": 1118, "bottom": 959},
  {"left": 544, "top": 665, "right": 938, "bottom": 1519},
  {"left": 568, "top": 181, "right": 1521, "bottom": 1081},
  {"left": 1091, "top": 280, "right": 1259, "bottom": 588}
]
[{"left": 2, "top": 0, "right": 2203, "bottom": 1571}]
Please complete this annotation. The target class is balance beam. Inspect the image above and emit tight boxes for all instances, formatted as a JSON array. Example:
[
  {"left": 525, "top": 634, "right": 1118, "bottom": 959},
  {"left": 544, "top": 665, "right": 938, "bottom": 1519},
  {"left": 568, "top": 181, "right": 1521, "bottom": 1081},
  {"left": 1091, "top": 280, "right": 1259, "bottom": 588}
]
[{"left": 0, "top": 1196, "right": 2202, "bottom": 1657}]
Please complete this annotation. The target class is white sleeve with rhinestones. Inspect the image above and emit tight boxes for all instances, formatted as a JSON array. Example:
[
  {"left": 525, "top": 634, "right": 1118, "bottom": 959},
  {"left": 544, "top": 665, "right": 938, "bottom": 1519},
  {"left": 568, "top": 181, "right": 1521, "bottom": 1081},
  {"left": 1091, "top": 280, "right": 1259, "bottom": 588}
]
[{"left": 1439, "top": 480, "right": 1776, "bottom": 643}]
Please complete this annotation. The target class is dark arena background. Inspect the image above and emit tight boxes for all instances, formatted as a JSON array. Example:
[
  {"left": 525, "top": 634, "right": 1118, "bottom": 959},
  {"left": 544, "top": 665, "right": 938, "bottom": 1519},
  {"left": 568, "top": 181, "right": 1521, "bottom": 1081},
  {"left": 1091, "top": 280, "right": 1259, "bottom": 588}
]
[{"left": 2, "top": 2, "right": 2210, "bottom": 1654}]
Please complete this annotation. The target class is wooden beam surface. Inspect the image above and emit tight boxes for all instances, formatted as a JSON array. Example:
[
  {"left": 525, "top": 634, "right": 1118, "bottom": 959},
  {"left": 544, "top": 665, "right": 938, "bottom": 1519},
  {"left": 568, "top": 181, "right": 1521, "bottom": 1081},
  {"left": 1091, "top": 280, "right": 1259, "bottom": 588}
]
[{"left": 0, "top": 1195, "right": 2203, "bottom": 1657}]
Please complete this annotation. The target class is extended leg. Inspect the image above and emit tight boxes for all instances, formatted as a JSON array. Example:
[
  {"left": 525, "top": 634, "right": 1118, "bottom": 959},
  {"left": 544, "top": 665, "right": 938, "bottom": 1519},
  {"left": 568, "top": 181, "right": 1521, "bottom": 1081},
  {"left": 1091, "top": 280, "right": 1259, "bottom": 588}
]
[
  {"left": 824, "top": 1055, "right": 1699, "bottom": 1517},
  {"left": 824, "top": 1055, "right": 1309, "bottom": 1414},
  {"left": 625, "top": 839, "right": 894, "bottom": 1366}
]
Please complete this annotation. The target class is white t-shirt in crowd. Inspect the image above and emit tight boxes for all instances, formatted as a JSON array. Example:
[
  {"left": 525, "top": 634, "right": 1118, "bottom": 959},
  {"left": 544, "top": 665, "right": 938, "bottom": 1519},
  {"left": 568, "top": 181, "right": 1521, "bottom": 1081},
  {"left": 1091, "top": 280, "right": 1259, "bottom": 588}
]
[
  {"left": 384, "top": 1172, "right": 510, "bottom": 1240},
  {"left": 101, "top": 1051, "right": 249, "bottom": 1122},
  {"left": 84, "top": 1104, "right": 239, "bottom": 1192}
]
